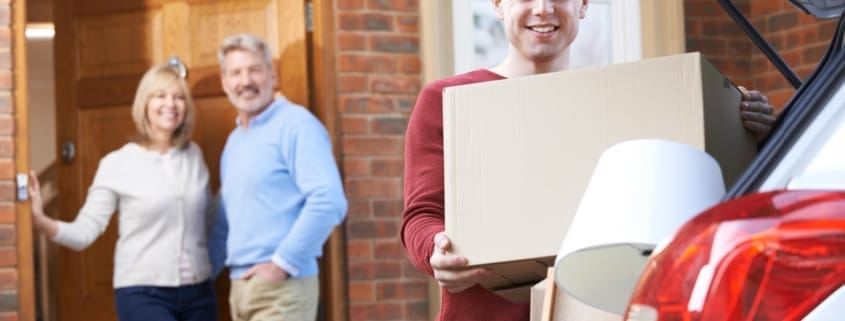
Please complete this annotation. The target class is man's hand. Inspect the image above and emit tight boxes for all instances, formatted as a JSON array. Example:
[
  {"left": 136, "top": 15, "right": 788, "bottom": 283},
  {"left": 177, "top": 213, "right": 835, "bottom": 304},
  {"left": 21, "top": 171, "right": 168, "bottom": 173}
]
[
  {"left": 430, "top": 232, "right": 491, "bottom": 293},
  {"left": 738, "top": 86, "right": 776, "bottom": 142},
  {"left": 243, "top": 262, "right": 289, "bottom": 283}
]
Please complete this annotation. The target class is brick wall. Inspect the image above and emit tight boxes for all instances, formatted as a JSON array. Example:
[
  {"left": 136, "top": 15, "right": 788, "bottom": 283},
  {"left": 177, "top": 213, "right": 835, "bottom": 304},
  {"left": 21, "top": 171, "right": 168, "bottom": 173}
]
[
  {"left": 335, "top": 0, "right": 428, "bottom": 320},
  {"left": 685, "top": 0, "right": 837, "bottom": 110},
  {"left": 0, "top": 0, "right": 16, "bottom": 319}
]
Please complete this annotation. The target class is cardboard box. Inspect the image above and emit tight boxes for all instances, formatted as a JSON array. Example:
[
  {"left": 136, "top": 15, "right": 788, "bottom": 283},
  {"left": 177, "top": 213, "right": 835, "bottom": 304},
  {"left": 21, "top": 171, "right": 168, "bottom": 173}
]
[{"left": 443, "top": 52, "right": 756, "bottom": 293}]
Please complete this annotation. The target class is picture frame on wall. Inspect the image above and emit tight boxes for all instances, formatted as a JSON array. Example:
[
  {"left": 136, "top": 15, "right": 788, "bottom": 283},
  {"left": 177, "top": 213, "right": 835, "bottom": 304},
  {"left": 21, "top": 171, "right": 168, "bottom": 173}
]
[{"left": 452, "top": 0, "right": 643, "bottom": 73}]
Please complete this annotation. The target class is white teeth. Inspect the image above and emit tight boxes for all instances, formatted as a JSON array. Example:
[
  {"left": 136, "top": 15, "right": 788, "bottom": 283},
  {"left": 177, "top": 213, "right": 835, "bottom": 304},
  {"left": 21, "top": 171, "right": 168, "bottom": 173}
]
[{"left": 531, "top": 26, "right": 556, "bottom": 33}]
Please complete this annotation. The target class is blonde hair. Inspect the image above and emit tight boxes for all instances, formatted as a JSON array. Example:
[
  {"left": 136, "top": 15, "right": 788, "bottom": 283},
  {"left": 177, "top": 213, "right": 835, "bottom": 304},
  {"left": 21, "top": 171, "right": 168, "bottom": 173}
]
[
  {"left": 217, "top": 33, "right": 273, "bottom": 72},
  {"left": 130, "top": 64, "right": 195, "bottom": 149}
]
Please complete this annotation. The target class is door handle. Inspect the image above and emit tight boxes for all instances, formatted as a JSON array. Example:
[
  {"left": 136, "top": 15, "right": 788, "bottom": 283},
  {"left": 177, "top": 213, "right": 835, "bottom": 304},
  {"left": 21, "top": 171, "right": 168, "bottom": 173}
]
[{"left": 61, "top": 140, "right": 76, "bottom": 164}]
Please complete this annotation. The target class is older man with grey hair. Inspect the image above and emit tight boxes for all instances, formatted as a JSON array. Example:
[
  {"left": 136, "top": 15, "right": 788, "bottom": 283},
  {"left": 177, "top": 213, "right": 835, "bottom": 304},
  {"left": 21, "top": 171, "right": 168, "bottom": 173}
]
[{"left": 209, "top": 32, "right": 347, "bottom": 321}]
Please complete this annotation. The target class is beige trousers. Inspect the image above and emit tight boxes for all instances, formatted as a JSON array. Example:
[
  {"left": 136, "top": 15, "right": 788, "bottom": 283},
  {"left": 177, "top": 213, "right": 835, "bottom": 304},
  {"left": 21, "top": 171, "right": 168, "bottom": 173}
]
[{"left": 229, "top": 275, "right": 319, "bottom": 321}]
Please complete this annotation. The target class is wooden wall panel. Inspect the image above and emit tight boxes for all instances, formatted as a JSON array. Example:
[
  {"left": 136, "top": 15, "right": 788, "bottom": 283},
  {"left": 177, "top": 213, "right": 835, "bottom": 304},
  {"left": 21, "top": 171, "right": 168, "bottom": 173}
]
[
  {"left": 189, "top": 0, "right": 278, "bottom": 68},
  {"left": 77, "top": 11, "right": 163, "bottom": 78}
]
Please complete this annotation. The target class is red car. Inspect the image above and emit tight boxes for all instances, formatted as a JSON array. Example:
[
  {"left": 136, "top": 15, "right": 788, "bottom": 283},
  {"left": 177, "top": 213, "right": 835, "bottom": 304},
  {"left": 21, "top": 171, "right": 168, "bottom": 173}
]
[{"left": 625, "top": 1, "right": 845, "bottom": 321}]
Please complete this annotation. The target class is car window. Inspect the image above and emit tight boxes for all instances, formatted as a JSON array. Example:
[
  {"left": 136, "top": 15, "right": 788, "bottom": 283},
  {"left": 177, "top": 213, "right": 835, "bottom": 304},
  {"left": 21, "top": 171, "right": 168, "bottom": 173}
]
[{"left": 760, "top": 83, "right": 845, "bottom": 191}]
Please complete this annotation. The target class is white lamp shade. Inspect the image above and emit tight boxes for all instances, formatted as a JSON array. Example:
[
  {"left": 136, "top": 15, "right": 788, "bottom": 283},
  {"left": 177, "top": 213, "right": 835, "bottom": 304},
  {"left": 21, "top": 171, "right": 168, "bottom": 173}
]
[{"left": 554, "top": 139, "right": 726, "bottom": 315}]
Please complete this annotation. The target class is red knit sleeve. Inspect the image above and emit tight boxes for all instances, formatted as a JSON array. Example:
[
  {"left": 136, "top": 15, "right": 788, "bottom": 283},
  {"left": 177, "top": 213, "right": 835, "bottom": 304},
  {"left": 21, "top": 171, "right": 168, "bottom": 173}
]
[
  {"left": 401, "top": 82, "right": 446, "bottom": 276},
  {"left": 401, "top": 70, "right": 505, "bottom": 277}
]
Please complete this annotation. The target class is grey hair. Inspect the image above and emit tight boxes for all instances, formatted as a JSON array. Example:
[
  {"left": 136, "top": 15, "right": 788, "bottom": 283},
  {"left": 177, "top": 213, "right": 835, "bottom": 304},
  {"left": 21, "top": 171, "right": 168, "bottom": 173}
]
[{"left": 217, "top": 33, "right": 273, "bottom": 71}]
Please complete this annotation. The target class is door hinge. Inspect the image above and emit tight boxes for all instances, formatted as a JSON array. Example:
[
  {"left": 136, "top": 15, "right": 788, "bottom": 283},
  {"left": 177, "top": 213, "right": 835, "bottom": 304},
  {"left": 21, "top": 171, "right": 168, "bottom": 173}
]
[{"left": 305, "top": 1, "right": 314, "bottom": 32}]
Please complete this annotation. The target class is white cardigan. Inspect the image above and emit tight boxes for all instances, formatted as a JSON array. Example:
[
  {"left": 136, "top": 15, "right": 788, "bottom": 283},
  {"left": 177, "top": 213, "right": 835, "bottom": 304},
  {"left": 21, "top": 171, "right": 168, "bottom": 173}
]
[{"left": 53, "top": 142, "right": 213, "bottom": 288}]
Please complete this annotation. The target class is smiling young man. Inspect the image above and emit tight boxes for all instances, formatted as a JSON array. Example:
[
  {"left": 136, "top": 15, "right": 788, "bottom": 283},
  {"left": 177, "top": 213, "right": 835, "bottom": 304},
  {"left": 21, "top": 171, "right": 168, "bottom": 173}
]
[
  {"left": 401, "top": 1, "right": 776, "bottom": 320},
  {"left": 211, "top": 33, "right": 347, "bottom": 321}
]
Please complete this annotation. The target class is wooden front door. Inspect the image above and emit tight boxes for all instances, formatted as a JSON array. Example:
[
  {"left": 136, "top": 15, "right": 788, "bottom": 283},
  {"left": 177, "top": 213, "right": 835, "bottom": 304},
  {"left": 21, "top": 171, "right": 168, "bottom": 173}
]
[{"left": 52, "top": 1, "right": 320, "bottom": 321}]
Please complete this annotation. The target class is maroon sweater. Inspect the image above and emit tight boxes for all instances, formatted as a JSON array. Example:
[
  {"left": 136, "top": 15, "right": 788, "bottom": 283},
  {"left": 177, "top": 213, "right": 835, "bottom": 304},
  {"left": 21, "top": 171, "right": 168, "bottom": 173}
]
[{"left": 402, "top": 69, "right": 529, "bottom": 321}]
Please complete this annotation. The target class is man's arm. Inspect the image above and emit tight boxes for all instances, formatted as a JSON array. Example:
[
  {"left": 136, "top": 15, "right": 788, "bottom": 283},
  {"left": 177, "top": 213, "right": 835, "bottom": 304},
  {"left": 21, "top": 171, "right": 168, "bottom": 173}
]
[
  {"left": 207, "top": 191, "right": 228, "bottom": 280},
  {"left": 272, "top": 118, "right": 348, "bottom": 277}
]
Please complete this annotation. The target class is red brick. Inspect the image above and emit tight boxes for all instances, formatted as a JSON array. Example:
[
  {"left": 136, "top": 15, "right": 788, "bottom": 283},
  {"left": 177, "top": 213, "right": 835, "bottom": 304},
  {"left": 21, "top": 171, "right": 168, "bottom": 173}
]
[
  {"left": 338, "top": 74, "right": 368, "bottom": 93},
  {"left": 377, "top": 280, "right": 427, "bottom": 300},
  {"left": 345, "top": 178, "right": 401, "bottom": 198},
  {"left": 342, "top": 136, "right": 402, "bottom": 155},
  {"left": 0, "top": 160, "right": 13, "bottom": 180},
  {"left": 349, "top": 281, "right": 375, "bottom": 302},
  {"left": 0, "top": 183, "right": 13, "bottom": 202},
  {"left": 374, "top": 239, "right": 402, "bottom": 259},
  {"left": 0, "top": 28, "right": 9, "bottom": 48},
  {"left": 367, "top": 0, "right": 418, "bottom": 11},
  {"left": 337, "top": 0, "right": 364, "bottom": 10},
  {"left": 342, "top": 115, "right": 370, "bottom": 135},
  {"left": 338, "top": 33, "right": 367, "bottom": 51},
  {"left": 0, "top": 203, "right": 11, "bottom": 224},
  {"left": 374, "top": 261, "right": 401, "bottom": 279},
  {"left": 0, "top": 225, "right": 12, "bottom": 246},
  {"left": 347, "top": 219, "right": 399, "bottom": 240},
  {"left": 0, "top": 138, "right": 10, "bottom": 158},
  {"left": 751, "top": 0, "right": 783, "bottom": 16},
  {"left": 396, "top": 15, "right": 418, "bottom": 34},
  {"left": 0, "top": 72, "right": 10, "bottom": 91},
  {"left": 0, "top": 51, "right": 8, "bottom": 70},
  {"left": 802, "top": 43, "right": 828, "bottom": 64},
  {"left": 373, "top": 198, "right": 403, "bottom": 218},
  {"left": 0, "top": 293, "right": 16, "bottom": 313},
  {"left": 0, "top": 6, "right": 8, "bottom": 26},
  {"left": 349, "top": 302, "right": 403, "bottom": 321},
  {"left": 346, "top": 198, "right": 372, "bottom": 220},
  {"left": 370, "top": 76, "right": 420, "bottom": 94},
  {"left": 371, "top": 116, "right": 406, "bottom": 135},
  {"left": 0, "top": 116, "right": 11, "bottom": 135},
  {"left": 347, "top": 239, "right": 373, "bottom": 261},
  {"left": 0, "top": 247, "right": 14, "bottom": 267},
  {"left": 338, "top": 12, "right": 364, "bottom": 30},
  {"left": 343, "top": 156, "right": 371, "bottom": 176},
  {"left": 362, "top": 13, "right": 394, "bottom": 31},
  {"left": 0, "top": 94, "right": 9, "bottom": 114},
  {"left": 371, "top": 158, "right": 403, "bottom": 177},
  {"left": 397, "top": 55, "right": 421, "bottom": 74},
  {"left": 0, "top": 269, "right": 15, "bottom": 291},
  {"left": 370, "top": 35, "right": 418, "bottom": 53},
  {"left": 338, "top": 54, "right": 395, "bottom": 73},
  {"left": 339, "top": 96, "right": 397, "bottom": 114},
  {"left": 348, "top": 261, "right": 378, "bottom": 281},
  {"left": 405, "top": 300, "right": 429, "bottom": 321},
  {"left": 0, "top": 312, "right": 16, "bottom": 321},
  {"left": 402, "top": 260, "right": 428, "bottom": 279}
]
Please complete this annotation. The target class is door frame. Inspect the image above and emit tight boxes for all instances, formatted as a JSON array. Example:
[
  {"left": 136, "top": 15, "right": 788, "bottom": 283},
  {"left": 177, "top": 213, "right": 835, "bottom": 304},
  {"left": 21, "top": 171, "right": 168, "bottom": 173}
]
[
  {"left": 21, "top": 0, "right": 347, "bottom": 320},
  {"left": 310, "top": 1, "right": 348, "bottom": 321},
  {"left": 13, "top": 0, "right": 37, "bottom": 320}
]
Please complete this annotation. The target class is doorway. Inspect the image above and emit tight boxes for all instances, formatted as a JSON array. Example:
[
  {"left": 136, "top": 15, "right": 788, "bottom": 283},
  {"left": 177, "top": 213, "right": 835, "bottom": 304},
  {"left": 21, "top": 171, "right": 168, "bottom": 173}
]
[{"left": 25, "top": 1, "right": 346, "bottom": 321}]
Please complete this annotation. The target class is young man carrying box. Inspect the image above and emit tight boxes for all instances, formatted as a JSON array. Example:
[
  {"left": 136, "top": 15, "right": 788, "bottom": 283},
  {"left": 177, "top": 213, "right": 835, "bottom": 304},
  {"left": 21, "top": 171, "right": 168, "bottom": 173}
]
[{"left": 401, "top": 1, "right": 776, "bottom": 320}]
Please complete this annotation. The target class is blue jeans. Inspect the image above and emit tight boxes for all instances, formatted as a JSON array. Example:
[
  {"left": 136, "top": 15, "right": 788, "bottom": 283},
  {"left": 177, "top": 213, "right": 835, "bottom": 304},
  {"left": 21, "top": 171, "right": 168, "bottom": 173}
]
[{"left": 115, "top": 280, "right": 217, "bottom": 321}]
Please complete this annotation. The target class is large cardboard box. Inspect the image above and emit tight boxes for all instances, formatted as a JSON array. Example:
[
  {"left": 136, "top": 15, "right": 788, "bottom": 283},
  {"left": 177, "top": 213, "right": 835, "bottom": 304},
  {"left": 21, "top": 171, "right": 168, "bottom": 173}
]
[{"left": 443, "top": 52, "right": 756, "bottom": 295}]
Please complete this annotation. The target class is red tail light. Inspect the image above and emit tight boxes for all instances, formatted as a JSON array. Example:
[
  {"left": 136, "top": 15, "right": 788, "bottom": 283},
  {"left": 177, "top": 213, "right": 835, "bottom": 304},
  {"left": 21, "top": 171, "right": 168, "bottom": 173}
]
[{"left": 625, "top": 190, "right": 845, "bottom": 321}]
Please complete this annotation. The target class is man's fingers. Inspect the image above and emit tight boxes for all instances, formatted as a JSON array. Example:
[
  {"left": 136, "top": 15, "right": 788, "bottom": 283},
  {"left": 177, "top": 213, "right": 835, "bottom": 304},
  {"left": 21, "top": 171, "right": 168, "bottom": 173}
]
[
  {"left": 742, "top": 101, "right": 774, "bottom": 115},
  {"left": 741, "top": 89, "right": 769, "bottom": 103},
  {"left": 430, "top": 253, "right": 467, "bottom": 269},
  {"left": 433, "top": 232, "right": 450, "bottom": 250},
  {"left": 437, "top": 268, "right": 489, "bottom": 293},
  {"left": 741, "top": 110, "right": 776, "bottom": 125},
  {"left": 743, "top": 121, "right": 770, "bottom": 137}
]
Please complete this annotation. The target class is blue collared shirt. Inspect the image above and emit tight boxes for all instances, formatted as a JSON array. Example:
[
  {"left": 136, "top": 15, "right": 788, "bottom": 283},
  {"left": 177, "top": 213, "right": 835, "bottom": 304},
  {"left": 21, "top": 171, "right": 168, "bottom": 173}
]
[{"left": 211, "top": 96, "right": 347, "bottom": 279}]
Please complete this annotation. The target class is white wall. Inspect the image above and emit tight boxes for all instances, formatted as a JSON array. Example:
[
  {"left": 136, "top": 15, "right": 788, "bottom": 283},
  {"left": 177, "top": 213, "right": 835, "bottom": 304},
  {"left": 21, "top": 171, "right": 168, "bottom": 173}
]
[{"left": 27, "top": 36, "right": 56, "bottom": 174}]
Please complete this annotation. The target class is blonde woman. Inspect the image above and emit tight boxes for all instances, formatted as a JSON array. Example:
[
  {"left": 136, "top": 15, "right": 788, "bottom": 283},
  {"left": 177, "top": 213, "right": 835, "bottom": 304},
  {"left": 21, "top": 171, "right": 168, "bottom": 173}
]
[{"left": 28, "top": 64, "right": 217, "bottom": 321}]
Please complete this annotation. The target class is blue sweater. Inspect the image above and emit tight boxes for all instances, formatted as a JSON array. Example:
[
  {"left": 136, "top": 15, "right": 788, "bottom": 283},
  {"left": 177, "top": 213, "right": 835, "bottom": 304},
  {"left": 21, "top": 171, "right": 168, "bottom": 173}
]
[{"left": 212, "top": 97, "right": 347, "bottom": 279}]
